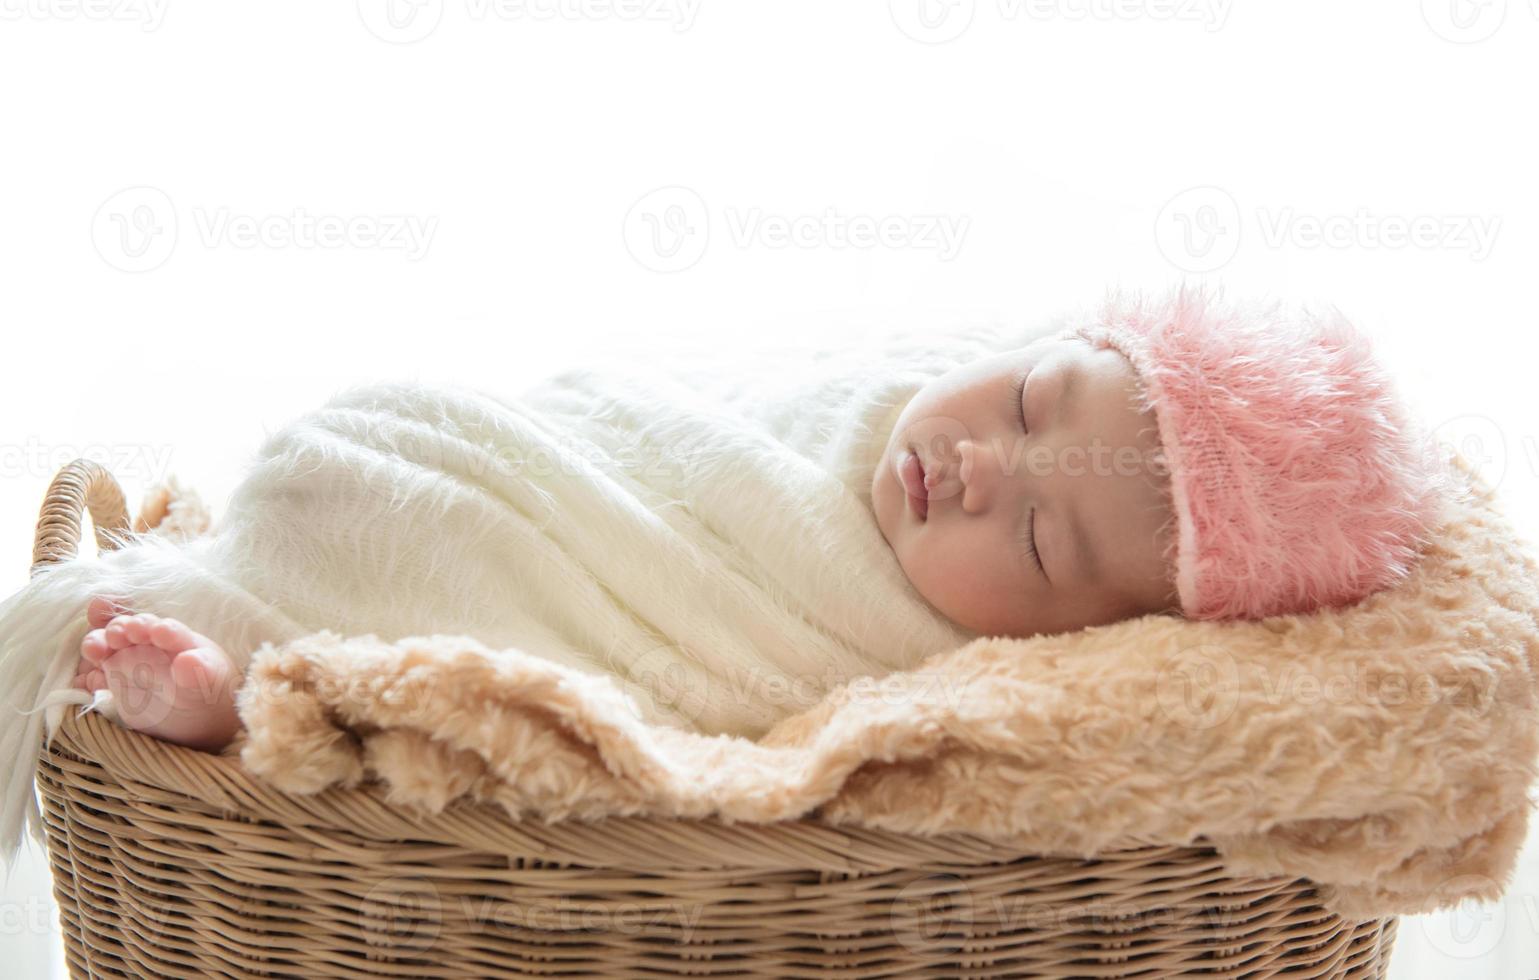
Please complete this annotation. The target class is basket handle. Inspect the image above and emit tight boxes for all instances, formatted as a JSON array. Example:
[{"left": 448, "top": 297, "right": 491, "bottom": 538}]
[{"left": 31, "top": 459, "right": 133, "bottom": 577}]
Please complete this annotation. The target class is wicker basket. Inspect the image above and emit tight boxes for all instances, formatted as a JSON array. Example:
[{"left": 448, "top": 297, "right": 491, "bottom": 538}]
[{"left": 33, "top": 459, "right": 1399, "bottom": 978}]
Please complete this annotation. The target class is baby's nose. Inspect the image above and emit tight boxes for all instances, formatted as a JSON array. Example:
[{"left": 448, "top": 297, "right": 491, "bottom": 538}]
[{"left": 957, "top": 438, "right": 999, "bottom": 513}]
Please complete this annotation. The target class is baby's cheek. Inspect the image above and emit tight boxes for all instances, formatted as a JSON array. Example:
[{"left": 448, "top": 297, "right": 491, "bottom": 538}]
[{"left": 909, "top": 540, "right": 1018, "bottom": 625}]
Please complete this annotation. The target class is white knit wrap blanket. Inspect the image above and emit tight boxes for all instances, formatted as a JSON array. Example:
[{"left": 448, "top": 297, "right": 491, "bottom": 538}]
[{"left": 0, "top": 321, "right": 1044, "bottom": 864}]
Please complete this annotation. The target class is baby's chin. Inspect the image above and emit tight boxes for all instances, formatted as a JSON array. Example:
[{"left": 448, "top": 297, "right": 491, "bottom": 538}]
[{"left": 869, "top": 443, "right": 904, "bottom": 551}]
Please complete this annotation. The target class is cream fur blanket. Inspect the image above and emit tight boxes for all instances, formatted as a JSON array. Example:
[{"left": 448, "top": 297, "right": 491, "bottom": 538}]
[
  {"left": 2, "top": 322, "right": 1019, "bottom": 863},
  {"left": 233, "top": 447, "right": 1539, "bottom": 920}
]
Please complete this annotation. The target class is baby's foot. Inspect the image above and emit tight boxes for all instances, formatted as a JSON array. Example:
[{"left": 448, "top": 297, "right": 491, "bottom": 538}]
[{"left": 74, "top": 596, "right": 242, "bottom": 751}]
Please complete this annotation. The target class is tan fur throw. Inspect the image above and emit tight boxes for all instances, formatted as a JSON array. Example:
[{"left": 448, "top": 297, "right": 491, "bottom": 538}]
[{"left": 233, "top": 452, "right": 1539, "bottom": 920}]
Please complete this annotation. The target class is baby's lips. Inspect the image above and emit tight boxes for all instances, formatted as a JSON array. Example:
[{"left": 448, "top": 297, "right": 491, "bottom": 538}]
[
  {"left": 897, "top": 414, "right": 970, "bottom": 502},
  {"left": 898, "top": 450, "right": 929, "bottom": 520},
  {"left": 916, "top": 451, "right": 964, "bottom": 500}
]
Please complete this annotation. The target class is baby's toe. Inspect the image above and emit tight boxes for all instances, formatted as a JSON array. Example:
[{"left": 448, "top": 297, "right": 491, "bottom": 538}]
[
  {"left": 73, "top": 667, "right": 107, "bottom": 692},
  {"left": 105, "top": 613, "right": 161, "bottom": 649},
  {"left": 81, "top": 628, "right": 111, "bottom": 665},
  {"left": 87, "top": 595, "right": 131, "bottom": 630},
  {"left": 149, "top": 618, "right": 208, "bottom": 655},
  {"left": 102, "top": 617, "right": 133, "bottom": 648}
]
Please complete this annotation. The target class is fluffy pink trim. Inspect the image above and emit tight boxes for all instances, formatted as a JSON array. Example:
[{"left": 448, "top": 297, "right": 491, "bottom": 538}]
[{"left": 1068, "top": 285, "right": 1455, "bottom": 621}]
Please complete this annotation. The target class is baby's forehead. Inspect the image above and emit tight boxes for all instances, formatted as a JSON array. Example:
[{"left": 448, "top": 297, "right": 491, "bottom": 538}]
[
  {"left": 1022, "top": 330, "right": 1091, "bottom": 356},
  {"left": 1019, "top": 333, "right": 1129, "bottom": 374}
]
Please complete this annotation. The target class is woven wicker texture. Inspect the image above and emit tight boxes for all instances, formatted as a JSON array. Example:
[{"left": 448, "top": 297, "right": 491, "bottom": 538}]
[
  {"left": 30, "top": 458, "right": 131, "bottom": 574},
  {"left": 32, "top": 459, "right": 1399, "bottom": 978}
]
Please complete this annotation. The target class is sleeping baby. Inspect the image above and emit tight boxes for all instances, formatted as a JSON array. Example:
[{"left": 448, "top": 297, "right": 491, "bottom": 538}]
[{"left": 64, "top": 287, "right": 1449, "bottom": 754}]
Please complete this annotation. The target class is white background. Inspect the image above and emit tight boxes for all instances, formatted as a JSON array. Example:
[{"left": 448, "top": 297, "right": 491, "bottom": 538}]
[{"left": 3, "top": 1, "right": 1537, "bottom": 977}]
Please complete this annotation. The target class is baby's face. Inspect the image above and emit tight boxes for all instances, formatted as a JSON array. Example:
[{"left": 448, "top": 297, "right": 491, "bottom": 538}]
[{"left": 872, "top": 334, "right": 1178, "bottom": 638}]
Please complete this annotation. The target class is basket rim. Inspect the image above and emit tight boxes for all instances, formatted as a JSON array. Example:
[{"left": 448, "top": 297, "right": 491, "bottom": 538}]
[{"left": 43, "top": 709, "right": 1256, "bottom": 876}]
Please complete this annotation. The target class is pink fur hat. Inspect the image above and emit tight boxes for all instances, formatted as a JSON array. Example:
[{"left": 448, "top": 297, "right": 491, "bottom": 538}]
[{"left": 1062, "top": 286, "right": 1452, "bottom": 621}]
